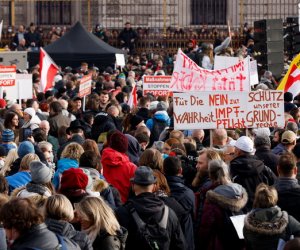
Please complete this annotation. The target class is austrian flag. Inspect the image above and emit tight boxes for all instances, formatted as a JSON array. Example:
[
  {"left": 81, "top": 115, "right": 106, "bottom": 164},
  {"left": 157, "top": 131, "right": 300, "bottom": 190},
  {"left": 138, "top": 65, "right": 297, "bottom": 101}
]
[{"left": 39, "top": 48, "right": 59, "bottom": 92}]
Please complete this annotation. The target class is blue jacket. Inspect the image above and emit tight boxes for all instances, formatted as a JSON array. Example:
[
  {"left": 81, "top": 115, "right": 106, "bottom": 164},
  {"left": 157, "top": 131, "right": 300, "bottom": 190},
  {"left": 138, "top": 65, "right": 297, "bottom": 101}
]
[
  {"left": 53, "top": 158, "right": 79, "bottom": 190},
  {"left": 146, "top": 111, "right": 170, "bottom": 131},
  {"left": 272, "top": 143, "right": 286, "bottom": 155},
  {"left": 166, "top": 175, "right": 195, "bottom": 250},
  {"left": 6, "top": 171, "right": 31, "bottom": 193}
]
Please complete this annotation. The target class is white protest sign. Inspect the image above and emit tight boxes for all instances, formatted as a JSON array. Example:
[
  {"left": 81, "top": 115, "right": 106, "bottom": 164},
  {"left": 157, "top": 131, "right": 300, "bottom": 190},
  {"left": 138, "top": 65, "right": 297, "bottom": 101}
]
[
  {"left": 0, "top": 65, "right": 16, "bottom": 86},
  {"left": 78, "top": 74, "right": 92, "bottom": 98},
  {"left": 170, "top": 49, "right": 250, "bottom": 92},
  {"left": 143, "top": 75, "right": 172, "bottom": 97},
  {"left": 250, "top": 60, "right": 259, "bottom": 86},
  {"left": 4, "top": 74, "right": 33, "bottom": 100},
  {"left": 214, "top": 55, "right": 239, "bottom": 70},
  {"left": 173, "top": 90, "right": 284, "bottom": 130},
  {"left": 116, "top": 54, "right": 125, "bottom": 67},
  {"left": 230, "top": 215, "right": 246, "bottom": 240},
  {"left": 214, "top": 56, "right": 259, "bottom": 86}
]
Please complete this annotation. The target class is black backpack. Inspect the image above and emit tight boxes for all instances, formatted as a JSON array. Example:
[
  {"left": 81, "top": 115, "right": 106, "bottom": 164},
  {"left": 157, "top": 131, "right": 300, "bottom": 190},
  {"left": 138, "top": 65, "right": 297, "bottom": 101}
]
[
  {"left": 129, "top": 204, "right": 170, "bottom": 250},
  {"left": 150, "top": 118, "right": 168, "bottom": 146}
]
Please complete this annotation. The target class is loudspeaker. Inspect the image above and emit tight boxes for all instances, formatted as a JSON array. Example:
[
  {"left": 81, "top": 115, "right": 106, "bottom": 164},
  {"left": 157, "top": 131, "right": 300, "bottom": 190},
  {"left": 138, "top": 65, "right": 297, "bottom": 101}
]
[{"left": 254, "top": 19, "right": 284, "bottom": 78}]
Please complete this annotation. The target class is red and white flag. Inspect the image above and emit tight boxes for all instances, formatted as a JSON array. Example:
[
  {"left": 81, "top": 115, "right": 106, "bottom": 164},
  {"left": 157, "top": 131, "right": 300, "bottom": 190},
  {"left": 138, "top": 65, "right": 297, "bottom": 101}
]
[
  {"left": 128, "top": 84, "right": 137, "bottom": 108},
  {"left": 39, "top": 48, "right": 58, "bottom": 92}
]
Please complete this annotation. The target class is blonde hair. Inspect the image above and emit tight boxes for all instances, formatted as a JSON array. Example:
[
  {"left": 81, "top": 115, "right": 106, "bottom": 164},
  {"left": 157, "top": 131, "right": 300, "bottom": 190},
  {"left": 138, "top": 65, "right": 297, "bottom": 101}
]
[
  {"left": 20, "top": 153, "right": 40, "bottom": 171},
  {"left": 44, "top": 194, "right": 74, "bottom": 221},
  {"left": 253, "top": 183, "right": 278, "bottom": 208},
  {"left": 38, "top": 141, "right": 53, "bottom": 152},
  {"left": 61, "top": 142, "right": 84, "bottom": 161},
  {"left": 0, "top": 148, "right": 18, "bottom": 176},
  {"left": 75, "top": 196, "right": 120, "bottom": 242}
]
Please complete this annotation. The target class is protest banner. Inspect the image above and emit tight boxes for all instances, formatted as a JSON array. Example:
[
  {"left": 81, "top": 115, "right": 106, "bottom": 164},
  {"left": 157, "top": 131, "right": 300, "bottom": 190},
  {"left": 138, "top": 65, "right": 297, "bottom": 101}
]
[
  {"left": 4, "top": 74, "right": 33, "bottom": 101},
  {"left": 173, "top": 90, "right": 284, "bottom": 130},
  {"left": 214, "top": 56, "right": 258, "bottom": 86},
  {"left": 79, "top": 74, "right": 92, "bottom": 98},
  {"left": 143, "top": 75, "right": 172, "bottom": 97},
  {"left": 170, "top": 49, "right": 250, "bottom": 92},
  {"left": 0, "top": 65, "right": 16, "bottom": 87}
]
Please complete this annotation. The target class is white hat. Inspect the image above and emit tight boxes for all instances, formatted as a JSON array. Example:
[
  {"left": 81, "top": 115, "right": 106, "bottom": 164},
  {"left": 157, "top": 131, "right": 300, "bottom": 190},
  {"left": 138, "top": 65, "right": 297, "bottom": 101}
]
[
  {"left": 235, "top": 136, "right": 254, "bottom": 153},
  {"left": 149, "top": 101, "right": 159, "bottom": 111},
  {"left": 24, "top": 107, "right": 36, "bottom": 118},
  {"left": 252, "top": 128, "right": 270, "bottom": 138}
]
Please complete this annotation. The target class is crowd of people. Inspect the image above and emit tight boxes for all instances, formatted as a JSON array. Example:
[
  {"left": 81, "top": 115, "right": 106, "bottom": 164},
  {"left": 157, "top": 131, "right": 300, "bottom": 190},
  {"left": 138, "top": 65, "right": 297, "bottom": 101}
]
[{"left": 0, "top": 19, "right": 299, "bottom": 250}]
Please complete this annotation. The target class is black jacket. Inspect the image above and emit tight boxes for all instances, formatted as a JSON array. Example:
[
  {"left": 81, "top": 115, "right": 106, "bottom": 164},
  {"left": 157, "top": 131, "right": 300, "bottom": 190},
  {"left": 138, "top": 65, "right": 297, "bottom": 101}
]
[
  {"left": 46, "top": 218, "right": 92, "bottom": 250},
  {"left": 116, "top": 192, "right": 186, "bottom": 250},
  {"left": 255, "top": 145, "right": 279, "bottom": 176},
  {"left": 274, "top": 177, "right": 300, "bottom": 222},
  {"left": 230, "top": 154, "right": 276, "bottom": 211},
  {"left": 166, "top": 176, "right": 195, "bottom": 250},
  {"left": 93, "top": 227, "right": 128, "bottom": 250},
  {"left": 136, "top": 108, "right": 150, "bottom": 123},
  {"left": 118, "top": 28, "right": 138, "bottom": 49},
  {"left": 11, "top": 223, "right": 80, "bottom": 250}
]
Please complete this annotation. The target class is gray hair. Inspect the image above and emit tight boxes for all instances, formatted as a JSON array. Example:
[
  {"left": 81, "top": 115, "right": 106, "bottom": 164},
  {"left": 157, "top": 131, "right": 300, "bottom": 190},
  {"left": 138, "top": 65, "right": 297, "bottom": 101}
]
[{"left": 208, "top": 160, "right": 231, "bottom": 185}]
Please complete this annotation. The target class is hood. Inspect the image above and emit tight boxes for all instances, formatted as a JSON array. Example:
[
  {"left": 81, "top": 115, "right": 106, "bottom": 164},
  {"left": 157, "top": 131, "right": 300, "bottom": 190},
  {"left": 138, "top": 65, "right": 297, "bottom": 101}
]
[
  {"left": 125, "top": 134, "right": 141, "bottom": 165},
  {"left": 153, "top": 111, "right": 170, "bottom": 122},
  {"left": 206, "top": 183, "right": 248, "bottom": 212},
  {"left": 101, "top": 147, "right": 130, "bottom": 167},
  {"left": 129, "top": 192, "right": 165, "bottom": 221},
  {"left": 244, "top": 206, "right": 288, "bottom": 235},
  {"left": 230, "top": 155, "right": 265, "bottom": 176},
  {"left": 57, "top": 158, "right": 79, "bottom": 171},
  {"left": 46, "top": 218, "right": 77, "bottom": 238}
]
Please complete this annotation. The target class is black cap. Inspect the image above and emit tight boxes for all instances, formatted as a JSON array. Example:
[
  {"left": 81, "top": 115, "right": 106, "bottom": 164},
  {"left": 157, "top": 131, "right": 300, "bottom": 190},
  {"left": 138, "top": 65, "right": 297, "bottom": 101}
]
[
  {"left": 130, "top": 166, "right": 157, "bottom": 186},
  {"left": 66, "top": 119, "right": 84, "bottom": 134}
]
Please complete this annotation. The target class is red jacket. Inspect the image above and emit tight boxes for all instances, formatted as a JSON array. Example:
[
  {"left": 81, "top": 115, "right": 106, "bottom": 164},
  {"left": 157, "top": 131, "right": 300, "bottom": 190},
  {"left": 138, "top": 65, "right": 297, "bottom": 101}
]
[{"left": 101, "top": 147, "right": 137, "bottom": 203}]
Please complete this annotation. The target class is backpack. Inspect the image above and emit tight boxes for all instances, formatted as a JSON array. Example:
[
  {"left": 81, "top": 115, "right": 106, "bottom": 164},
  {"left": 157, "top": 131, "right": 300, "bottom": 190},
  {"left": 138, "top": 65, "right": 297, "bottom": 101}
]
[
  {"left": 150, "top": 118, "right": 168, "bottom": 145},
  {"left": 128, "top": 204, "right": 170, "bottom": 250}
]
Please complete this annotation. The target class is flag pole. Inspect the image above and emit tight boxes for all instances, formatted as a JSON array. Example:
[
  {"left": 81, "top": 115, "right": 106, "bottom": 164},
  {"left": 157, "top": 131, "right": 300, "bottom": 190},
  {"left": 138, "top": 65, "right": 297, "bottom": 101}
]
[{"left": 83, "top": 96, "right": 86, "bottom": 112}]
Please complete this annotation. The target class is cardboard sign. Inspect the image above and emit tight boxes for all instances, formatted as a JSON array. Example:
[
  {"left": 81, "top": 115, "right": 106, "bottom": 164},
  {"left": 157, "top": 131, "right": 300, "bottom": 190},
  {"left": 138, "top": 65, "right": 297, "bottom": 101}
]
[
  {"left": 0, "top": 65, "right": 16, "bottom": 86},
  {"left": 173, "top": 90, "right": 285, "bottom": 130},
  {"left": 79, "top": 75, "right": 92, "bottom": 98},
  {"left": 4, "top": 74, "right": 33, "bottom": 100},
  {"left": 143, "top": 75, "right": 172, "bottom": 97},
  {"left": 116, "top": 54, "right": 125, "bottom": 67},
  {"left": 170, "top": 49, "right": 250, "bottom": 92},
  {"left": 214, "top": 56, "right": 259, "bottom": 86}
]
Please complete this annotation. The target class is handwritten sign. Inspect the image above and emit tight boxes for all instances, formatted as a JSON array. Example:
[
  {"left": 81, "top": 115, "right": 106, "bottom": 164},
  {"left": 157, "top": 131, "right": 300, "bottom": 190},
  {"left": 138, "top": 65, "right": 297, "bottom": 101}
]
[
  {"left": 79, "top": 74, "right": 92, "bottom": 98},
  {"left": 0, "top": 65, "right": 16, "bottom": 86},
  {"left": 143, "top": 75, "right": 172, "bottom": 97},
  {"left": 170, "top": 49, "right": 250, "bottom": 92},
  {"left": 173, "top": 91, "right": 284, "bottom": 130}
]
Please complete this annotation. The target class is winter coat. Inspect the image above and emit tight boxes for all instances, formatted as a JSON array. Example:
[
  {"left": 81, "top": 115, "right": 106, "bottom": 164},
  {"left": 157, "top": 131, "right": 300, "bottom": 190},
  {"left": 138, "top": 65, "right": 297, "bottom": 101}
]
[
  {"left": 48, "top": 113, "right": 71, "bottom": 137},
  {"left": 53, "top": 158, "right": 79, "bottom": 190},
  {"left": 93, "top": 227, "right": 128, "bottom": 250},
  {"left": 230, "top": 154, "right": 276, "bottom": 211},
  {"left": 146, "top": 111, "right": 170, "bottom": 131},
  {"left": 274, "top": 177, "right": 300, "bottom": 222},
  {"left": 6, "top": 171, "right": 31, "bottom": 193},
  {"left": 116, "top": 192, "right": 186, "bottom": 250},
  {"left": 198, "top": 183, "right": 248, "bottom": 250},
  {"left": 22, "top": 115, "right": 41, "bottom": 131},
  {"left": 255, "top": 145, "right": 279, "bottom": 175},
  {"left": 166, "top": 175, "right": 195, "bottom": 250},
  {"left": 136, "top": 107, "right": 150, "bottom": 123},
  {"left": 101, "top": 147, "right": 137, "bottom": 203},
  {"left": 11, "top": 223, "right": 80, "bottom": 250},
  {"left": 118, "top": 28, "right": 138, "bottom": 50},
  {"left": 271, "top": 143, "right": 286, "bottom": 155},
  {"left": 91, "top": 112, "right": 116, "bottom": 142},
  {"left": 46, "top": 218, "right": 93, "bottom": 250},
  {"left": 57, "top": 134, "right": 85, "bottom": 160},
  {"left": 244, "top": 206, "right": 300, "bottom": 250}
]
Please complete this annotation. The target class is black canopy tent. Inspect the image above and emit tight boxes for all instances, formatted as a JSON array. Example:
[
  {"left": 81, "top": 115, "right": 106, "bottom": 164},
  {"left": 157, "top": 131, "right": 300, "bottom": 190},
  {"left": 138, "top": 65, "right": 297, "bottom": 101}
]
[{"left": 28, "top": 21, "right": 126, "bottom": 69}]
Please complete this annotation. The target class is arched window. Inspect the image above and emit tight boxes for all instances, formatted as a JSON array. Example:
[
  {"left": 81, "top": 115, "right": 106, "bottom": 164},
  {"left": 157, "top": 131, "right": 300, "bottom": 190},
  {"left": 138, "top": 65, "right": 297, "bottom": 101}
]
[
  {"left": 36, "top": 1, "right": 71, "bottom": 25},
  {"left": 191, "top": 0, "right": 227, "bottom": 25}
]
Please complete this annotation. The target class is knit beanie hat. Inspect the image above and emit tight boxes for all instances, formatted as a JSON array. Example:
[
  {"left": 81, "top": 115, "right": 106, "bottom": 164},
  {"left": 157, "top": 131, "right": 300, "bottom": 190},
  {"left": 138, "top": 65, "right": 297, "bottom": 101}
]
[
  {"left": 18, "top": 141, "right": 35, "bottom": 158},
  {"left": 30, "top": 161, "right": 52, "bottom": 184},
  {"left": 60, "top": 168, "right": 88, "bottom": 191},
  {"left": 24, "top": 107, "right": 36, "bottom": 118},
  {"left": 2, "top": 129, "right": 14, "bottom": 142},
  {"left": 110, "top": 131, "right": 128, "bottom": 153}
]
